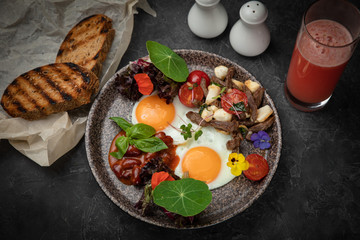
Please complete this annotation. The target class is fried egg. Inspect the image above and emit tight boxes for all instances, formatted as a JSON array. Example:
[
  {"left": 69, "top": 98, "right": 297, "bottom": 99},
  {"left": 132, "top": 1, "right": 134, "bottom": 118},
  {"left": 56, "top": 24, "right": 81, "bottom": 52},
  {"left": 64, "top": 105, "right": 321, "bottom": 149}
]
[
  {"left": 131, "top": 93, "right": 194, "bottom": 144},
  {"left": 131, "top": 93, "right": 235, "bottom": 190},
  {"left": 174, "top": 126, "right": 235, "bottom": 190}
]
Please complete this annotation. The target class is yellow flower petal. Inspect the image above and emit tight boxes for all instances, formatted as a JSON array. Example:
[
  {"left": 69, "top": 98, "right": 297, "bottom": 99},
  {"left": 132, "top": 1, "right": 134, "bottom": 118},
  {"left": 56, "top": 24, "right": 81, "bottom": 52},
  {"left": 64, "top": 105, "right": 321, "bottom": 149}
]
[
  {"left": 231, "top": 167, "right": 242, "bottom": 176},
  {"left": 228, "top": 153, "right": 238, "bottom": 162},
  {"left": 239, "top": 161, "right": 249, "bottom": 171},
  {"left": 237, "top": 153, "right": 245, "bottom": 163}
]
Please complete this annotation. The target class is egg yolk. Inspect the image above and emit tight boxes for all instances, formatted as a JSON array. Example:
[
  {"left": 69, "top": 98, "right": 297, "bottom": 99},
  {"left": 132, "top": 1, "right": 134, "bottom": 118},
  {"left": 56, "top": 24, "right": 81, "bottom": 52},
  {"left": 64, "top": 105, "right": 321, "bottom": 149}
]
[
  {"left": 135, "top": 95, "right": 175, "bottom": 131},
  {"left": 181, "top": 146, "right": 221, "bottom": 184}
]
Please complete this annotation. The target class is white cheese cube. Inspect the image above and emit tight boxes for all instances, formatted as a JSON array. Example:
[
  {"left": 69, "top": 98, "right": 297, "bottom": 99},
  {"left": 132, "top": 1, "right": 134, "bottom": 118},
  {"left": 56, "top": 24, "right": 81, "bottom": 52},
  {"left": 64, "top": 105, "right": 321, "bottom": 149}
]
[
  {"left": 201, "top": 108, "right": 214, "bottom": 122},
  {"left": 214, "top": 65, "right": 228, "bottom": 80},
  {"left": 256, "top": 105, "right": 273, "bottom": 122},
  {"left": 245, "top": 79, "right": 261, "bottom": 93},
  {"left": 232, "top": 79, "right": 245, "bottom": 90},
  {"left": 213, "top": 108, "right": 232, "bottom": 122},
  {"left": 205, "top": 84, "right": 221, "bottom": 104}
]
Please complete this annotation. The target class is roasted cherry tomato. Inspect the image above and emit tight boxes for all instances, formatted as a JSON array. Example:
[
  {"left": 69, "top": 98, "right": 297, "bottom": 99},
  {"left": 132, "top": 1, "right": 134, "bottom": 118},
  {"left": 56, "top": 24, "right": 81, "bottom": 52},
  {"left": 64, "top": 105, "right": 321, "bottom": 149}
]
[
  {"left": 187, "top": 70, "right": 211, "bottom": 87},
  {"left": 178, "top": 82, "right": 204, "bottom": 108},
  {"left": 243, "top": 154, "right": 269, "bottom": 181},
  {"left": 221, "top": 88, "right": 248, "bottom": 114}
]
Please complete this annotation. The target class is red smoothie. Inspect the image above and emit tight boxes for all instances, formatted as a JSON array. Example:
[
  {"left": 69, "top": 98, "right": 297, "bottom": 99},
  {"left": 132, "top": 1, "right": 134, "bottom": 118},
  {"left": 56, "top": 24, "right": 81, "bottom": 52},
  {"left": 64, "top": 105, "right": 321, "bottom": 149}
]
[{"left": 286, "top": 19, "right": 353, "bottom": 103}]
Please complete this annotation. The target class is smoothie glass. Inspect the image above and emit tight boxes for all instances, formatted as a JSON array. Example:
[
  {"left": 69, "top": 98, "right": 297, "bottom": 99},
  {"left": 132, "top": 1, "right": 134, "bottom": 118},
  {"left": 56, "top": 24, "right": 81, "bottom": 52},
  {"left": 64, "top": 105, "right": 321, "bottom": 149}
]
[{"left": 284, "top": 0, "right": 360, "bottom": 112}]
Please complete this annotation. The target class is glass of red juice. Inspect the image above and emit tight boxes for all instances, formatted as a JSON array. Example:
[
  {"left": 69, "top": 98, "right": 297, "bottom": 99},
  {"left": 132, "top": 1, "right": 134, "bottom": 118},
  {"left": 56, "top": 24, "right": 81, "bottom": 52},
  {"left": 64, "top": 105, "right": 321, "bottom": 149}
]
[{"left": 285, "top": 0, "right": 360, "bottom": 112}]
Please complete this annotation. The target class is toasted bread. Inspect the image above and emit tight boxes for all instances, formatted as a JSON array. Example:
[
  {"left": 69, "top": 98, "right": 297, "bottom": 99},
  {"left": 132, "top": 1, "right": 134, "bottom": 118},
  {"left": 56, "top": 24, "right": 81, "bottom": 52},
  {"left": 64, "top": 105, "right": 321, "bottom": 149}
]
[
  {"left": 1, "top": 62, "right": 99, "bottom": 120},
  {"left": 56, "top": 14, "right": 115, "bottom": 77}
]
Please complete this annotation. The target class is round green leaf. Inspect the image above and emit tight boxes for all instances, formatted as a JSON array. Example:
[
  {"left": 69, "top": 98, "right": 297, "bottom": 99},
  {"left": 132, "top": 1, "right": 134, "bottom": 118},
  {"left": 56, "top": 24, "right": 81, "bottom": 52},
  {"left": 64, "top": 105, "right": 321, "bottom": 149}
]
[
  {"left": 152, "top": 178, "right": 212, "bottom": 217},
  {"left": 146, "top": 41, "right": 189, "bottom": 82}
]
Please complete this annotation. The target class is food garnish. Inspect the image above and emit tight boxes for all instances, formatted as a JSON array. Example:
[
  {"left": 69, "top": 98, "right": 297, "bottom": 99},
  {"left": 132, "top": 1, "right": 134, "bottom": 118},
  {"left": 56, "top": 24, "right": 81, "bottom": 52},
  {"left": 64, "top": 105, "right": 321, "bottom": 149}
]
[
  {"left": 146, "top": 41, "right": 189, "bottom": 82},
  {"left": 109, "top": 117, "right": 168, "bottom": 159},
  {"left": 134, "top": 73, "right": 154, "bottom": 95},
  {"left": 151, "top": 171, "right": 175, "bottom": 190},
  {"left": 153, "top": 178, "right": 212, "bottom": 217},
  {"left": 180, "top": 123, "right": 203, "bottom": 141},
  {"left": 250, "top": 131, "right": 271, "bottom": 150},
  {"left": 227, "top": 153, "right": 249, "bottom": 176}
]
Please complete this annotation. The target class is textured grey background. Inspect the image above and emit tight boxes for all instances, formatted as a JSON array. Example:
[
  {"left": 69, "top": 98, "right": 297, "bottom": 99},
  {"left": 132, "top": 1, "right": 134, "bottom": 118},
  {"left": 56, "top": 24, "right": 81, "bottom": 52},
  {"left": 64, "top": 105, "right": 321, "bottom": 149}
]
[{"left": 1, "top": 0, "right": 360, "bottom": 239}]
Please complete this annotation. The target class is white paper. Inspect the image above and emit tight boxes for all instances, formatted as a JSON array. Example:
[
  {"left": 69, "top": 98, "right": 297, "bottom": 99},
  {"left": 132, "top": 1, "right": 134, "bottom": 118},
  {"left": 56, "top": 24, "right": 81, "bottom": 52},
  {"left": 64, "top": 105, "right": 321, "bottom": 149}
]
[{"left": 0, "top": 0, "right": 156, "bottom": 166}]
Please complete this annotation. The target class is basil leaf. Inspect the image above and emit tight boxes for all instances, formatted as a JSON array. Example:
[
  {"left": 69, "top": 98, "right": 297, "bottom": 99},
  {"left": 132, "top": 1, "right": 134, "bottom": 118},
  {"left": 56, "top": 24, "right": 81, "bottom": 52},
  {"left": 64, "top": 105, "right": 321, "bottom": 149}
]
[
  {"left": 146, "top": 41, "right": 189, "bottom": 82},
  {"left": 110, "top": 136, "right": 129, "bottom": 159},
  {"left": 198, "top": 104, "right": 208, "bottom": 115},
  {"left": 153, "top": 178, "right": 212, "bottom": 217},
  {"left": 133, "top": 137, "right": 168, "bottom": 153},
  {"left": 110, "top": 117, "right": 133, "bottom": 131},
  {"left": 229, "top": 102, "right": 246, "bottom": 112},
  {"left": 126, "top": 123, "right": 156, "bottom": 139}
]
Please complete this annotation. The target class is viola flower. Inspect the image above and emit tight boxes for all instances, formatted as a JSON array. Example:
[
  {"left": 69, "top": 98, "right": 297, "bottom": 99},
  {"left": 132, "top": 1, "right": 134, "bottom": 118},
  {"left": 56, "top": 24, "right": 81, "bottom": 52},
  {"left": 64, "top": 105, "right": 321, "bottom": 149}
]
[
  {"left": 251, "top": 131, "right": 271, "bottom": 150},
  {"left": 227, "top": 153, "right": 249, "bottom": 176}
]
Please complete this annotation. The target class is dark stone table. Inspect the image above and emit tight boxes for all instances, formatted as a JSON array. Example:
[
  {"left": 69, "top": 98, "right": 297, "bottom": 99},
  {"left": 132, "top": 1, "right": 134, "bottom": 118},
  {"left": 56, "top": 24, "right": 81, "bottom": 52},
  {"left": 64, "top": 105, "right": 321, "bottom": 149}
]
[{"left": 1, "top": 0, "right": 360, "bottom": 239}]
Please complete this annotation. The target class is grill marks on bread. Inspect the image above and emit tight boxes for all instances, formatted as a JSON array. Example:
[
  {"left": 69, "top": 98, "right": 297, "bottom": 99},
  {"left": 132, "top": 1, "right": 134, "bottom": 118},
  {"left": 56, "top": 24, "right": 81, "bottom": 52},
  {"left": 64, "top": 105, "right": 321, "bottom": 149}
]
[
  {"left": 1, "top": 63, "right": 99, "bottom": 120},
  {"left": 56, "top": 14, "right": 115, "bottom": 77}
]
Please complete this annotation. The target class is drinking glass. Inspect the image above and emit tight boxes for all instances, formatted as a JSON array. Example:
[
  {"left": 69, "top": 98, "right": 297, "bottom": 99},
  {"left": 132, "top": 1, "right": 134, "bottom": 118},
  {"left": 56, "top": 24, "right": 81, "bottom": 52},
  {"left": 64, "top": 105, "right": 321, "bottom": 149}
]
[{"left": 284, "top": 0, "right": 360, "bottom": 112}]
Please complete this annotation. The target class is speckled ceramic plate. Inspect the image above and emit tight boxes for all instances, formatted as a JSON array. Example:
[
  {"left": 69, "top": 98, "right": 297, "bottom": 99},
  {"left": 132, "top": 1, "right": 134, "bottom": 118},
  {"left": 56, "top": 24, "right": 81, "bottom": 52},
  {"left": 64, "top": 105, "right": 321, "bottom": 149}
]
[{"left": 85, "top": 50, "right": 282, "bottom": 229}]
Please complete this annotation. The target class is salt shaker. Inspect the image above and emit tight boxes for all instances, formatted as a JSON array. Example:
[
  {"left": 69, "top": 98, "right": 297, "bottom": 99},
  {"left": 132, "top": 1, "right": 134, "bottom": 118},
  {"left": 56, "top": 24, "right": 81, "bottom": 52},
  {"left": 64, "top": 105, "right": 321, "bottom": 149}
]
[
  {"left": 188, "top": 0, "right": 228, "bottom": 39},
  {"left": 229, "top": 1, "right": 270, "bottom": 56}
]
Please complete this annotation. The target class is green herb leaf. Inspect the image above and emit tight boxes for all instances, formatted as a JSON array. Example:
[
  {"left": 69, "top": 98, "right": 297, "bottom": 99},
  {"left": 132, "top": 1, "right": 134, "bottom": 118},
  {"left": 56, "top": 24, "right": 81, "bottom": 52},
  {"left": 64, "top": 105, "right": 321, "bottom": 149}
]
[
  {"left": 132, "top": 137, "right": 168, "bottom": 153},
  {"left": 110, "top": 136, "right": 129, "bottom": 159},
  {"left": 230, "top": 102, "right": 246, "bottom": 112},
  {"left": 180, "top": 123, "right": 193, "bottom": 140},
  {"left": 198, "top": 104, "right": 208, "bottom": 115},
  {"left": 110, "top": 117, "right": 133, "bottom": 131},
  {"left": 194, "top": 130, "right": 203, "bottom": 140},
  {"left": 146, "top": 41, "right": 189, "bottom": 82},
  {"left": 239, "top": 127, "right": 248, "bottom": 138},
  {"left": 212, "top": 87, "right": 227, "bottom": 99},
  {"left": 153, "top": 178, "right": 212, "bottom": 217},
  {"left": 126, "top": 123, "right": 156, "bottom": 139}
]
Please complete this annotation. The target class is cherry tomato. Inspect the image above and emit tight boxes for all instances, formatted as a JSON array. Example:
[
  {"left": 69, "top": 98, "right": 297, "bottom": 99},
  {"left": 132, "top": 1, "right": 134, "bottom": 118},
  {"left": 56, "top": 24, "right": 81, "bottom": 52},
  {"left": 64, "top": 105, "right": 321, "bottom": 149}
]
[
  {"left": 178, "top": 82, "right": 204, "bottom": 108},
  {"left": 243, "top": 154, "right": 269, "bottom": 181},
  {"left": 187, "top": 70, "right": 211, "bottom": 87},
  {"left": 221, "top": 88, "right": 248, "bottom": 114}
]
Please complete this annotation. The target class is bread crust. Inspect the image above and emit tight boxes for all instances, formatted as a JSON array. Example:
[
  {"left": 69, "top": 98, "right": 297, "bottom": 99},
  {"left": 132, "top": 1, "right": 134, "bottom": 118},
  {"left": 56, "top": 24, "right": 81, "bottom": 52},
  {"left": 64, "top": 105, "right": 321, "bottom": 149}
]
[
  {"left": 1, "top": 63, "right": 99, "bottom": 120},
  {"left": 56, "top": 14, "right": 115, "bottom": 77}
]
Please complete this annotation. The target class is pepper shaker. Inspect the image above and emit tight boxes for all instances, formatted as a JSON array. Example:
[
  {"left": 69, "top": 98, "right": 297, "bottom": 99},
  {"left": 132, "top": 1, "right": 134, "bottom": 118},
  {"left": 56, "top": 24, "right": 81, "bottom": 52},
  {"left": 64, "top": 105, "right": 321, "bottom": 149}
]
[
  {"left": 188, "top": 0, "right": 228, "bottom": 39},
  {"left": 229, "top": 1, "right": 270, "bottom": 56}
]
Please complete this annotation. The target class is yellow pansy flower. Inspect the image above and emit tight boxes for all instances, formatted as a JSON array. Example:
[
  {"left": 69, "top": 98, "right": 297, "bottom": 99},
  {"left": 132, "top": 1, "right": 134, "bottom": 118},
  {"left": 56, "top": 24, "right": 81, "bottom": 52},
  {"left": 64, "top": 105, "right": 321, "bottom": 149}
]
[{"left": 227, "top": 153, "right": 249, "bottom": 176}]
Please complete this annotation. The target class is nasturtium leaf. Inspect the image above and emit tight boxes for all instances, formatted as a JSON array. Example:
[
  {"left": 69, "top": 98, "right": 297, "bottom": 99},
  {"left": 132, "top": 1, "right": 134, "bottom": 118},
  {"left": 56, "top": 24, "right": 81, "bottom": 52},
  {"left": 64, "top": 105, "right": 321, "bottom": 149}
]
[
  {"left": 110, "top": 117, "right": 133, "bottom": 131},
  {"left": 126, "top": 123, "right": 156, "bottom": 139},
  {"left": 146, "top": 41, "right": 189, "bottom": 82},
  {"left": 152, "top": 178, "right": 212, "bottom": 217},
  {"left": 133, "top": 137, "right": 168, "bottom": 153}
]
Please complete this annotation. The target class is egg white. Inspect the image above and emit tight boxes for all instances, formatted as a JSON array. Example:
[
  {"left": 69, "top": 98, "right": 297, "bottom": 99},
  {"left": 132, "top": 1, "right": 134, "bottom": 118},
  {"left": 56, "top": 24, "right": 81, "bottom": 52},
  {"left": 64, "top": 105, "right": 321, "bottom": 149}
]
[
  {"left": 174, "top": 126, "right": 235, "bottom": 190},
  {"left": 132, "top": 93, "right": 236, "bottom": 190}
]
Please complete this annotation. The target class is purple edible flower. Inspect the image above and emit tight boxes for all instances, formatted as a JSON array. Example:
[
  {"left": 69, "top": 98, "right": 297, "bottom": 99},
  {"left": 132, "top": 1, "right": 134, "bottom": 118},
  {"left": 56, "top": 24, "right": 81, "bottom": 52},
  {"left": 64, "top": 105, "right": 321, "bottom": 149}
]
[{"left": 251, "top": 131, "right": 271, "bottom": 150}]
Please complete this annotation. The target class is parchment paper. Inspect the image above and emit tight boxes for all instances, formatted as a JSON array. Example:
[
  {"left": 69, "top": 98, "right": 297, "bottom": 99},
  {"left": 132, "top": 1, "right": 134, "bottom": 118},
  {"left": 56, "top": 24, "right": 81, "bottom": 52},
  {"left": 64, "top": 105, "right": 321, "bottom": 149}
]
[{"left": 0, "top": 0, "right": 156, "bottom": 166}]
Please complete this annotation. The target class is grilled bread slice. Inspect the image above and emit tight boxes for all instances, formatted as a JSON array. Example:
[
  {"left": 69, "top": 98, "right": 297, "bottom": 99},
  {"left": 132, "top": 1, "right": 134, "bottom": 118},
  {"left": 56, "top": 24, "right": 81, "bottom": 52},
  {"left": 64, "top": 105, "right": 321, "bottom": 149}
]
[
  {"left": 1, "top": 62, "right": 99, "bottom": 120},
  {"left": 55, "top": 14, "right": 115, "bottom": 77}
]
